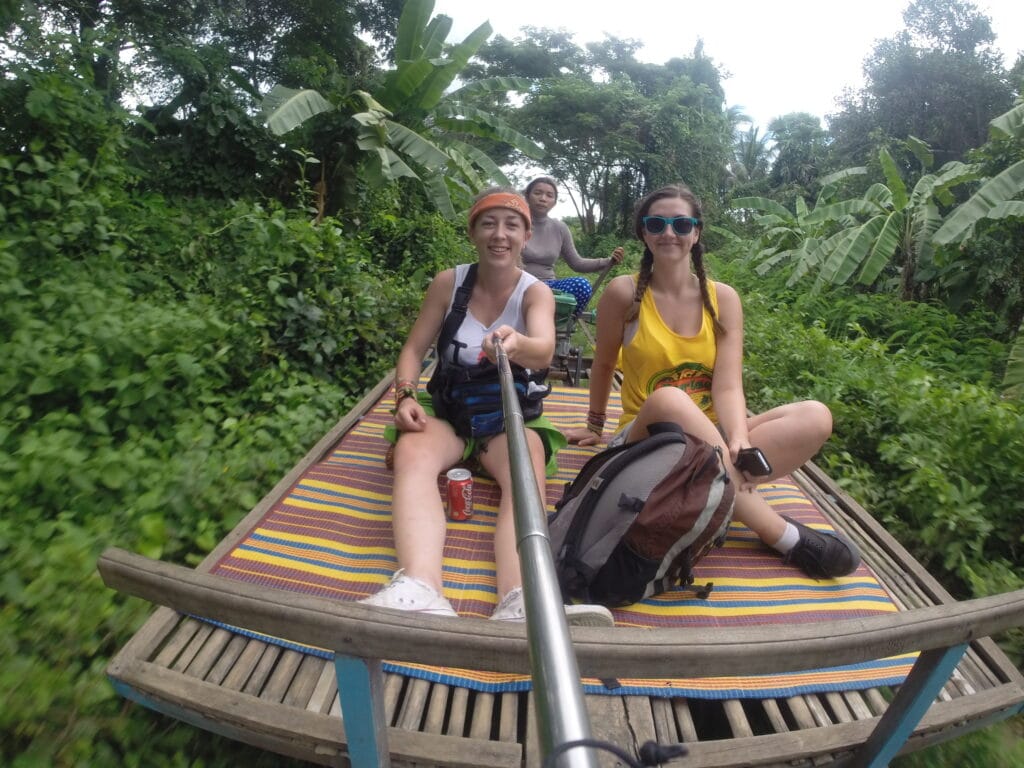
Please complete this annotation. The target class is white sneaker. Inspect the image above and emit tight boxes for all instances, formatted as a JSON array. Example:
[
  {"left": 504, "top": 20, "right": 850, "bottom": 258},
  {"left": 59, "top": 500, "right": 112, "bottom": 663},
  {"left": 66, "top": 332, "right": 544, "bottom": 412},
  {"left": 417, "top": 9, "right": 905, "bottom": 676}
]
[
  {"left": 489, "top": 586, "right": 527, "bottom": 621},
  {"left": 564, "top": 603, "right": 615, "bottom": 627},
  {"left": 490, "top": 587, "right": 615, "bottom": 627},
  {"left": 359, "top": 570, "right": 457, "bottom": 617}
]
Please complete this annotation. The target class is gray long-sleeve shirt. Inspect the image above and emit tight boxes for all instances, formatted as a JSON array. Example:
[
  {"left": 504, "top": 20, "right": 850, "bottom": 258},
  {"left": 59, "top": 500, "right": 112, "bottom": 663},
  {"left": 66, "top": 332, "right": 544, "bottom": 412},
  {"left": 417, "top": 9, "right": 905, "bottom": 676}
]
[{"left": 521, "top": 216, "right": 611, "bottom": 281}]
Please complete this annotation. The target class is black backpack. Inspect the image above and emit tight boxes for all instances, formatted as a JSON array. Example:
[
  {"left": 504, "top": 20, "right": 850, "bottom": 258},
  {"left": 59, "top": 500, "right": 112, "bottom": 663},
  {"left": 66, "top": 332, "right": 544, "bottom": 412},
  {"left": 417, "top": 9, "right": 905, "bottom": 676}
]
[
  {"left": 548, "top": 422, "right": 735, "bottom": 607},
  {"left": 427, "top": 264, "right": 550, "bottom": 439}
]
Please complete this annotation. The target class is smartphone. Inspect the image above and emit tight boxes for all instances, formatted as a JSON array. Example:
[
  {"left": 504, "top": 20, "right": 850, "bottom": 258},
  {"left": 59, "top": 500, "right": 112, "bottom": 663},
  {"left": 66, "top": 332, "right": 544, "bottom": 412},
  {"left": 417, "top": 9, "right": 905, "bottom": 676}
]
[{"left": 734, "top": 447, "right": 772, "bottom": 477}]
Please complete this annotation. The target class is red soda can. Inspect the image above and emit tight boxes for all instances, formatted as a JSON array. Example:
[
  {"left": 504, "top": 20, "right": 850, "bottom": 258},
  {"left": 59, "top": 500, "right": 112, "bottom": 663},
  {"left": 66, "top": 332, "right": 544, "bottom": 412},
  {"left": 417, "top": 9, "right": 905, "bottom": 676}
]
[{"left": 445, "top": 468, "right": 474, "bottom": 520}]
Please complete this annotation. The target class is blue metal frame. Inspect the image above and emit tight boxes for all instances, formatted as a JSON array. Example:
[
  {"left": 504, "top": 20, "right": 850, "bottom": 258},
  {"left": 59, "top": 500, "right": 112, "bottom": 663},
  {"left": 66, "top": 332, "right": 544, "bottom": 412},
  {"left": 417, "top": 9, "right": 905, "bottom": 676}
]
[{"left": 334, "top": 654, "right": 390, "bottom": 768}]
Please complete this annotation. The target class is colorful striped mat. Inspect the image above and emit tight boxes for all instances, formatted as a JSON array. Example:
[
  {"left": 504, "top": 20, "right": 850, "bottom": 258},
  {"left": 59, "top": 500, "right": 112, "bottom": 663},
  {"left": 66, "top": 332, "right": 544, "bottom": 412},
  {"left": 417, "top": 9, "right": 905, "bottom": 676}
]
[{"left": 209, "top": 380, "right": 915, "bottom": 699}]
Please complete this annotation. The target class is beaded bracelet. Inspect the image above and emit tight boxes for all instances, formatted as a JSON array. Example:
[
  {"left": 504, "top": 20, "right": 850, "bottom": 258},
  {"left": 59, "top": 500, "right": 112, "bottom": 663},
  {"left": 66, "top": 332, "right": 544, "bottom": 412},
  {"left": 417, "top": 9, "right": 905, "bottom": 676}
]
[
  {"left": 394, "top": 379, "right": 417, "bottom": 408},
  {"left": 586, "top": 409, "right": 606, "bottom": 436}
]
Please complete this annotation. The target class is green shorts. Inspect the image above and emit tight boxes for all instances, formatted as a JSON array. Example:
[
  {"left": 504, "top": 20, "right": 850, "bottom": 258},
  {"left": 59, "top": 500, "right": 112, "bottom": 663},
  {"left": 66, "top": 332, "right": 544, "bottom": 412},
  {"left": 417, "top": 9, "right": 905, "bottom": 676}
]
[{"left": 384, "top": 393, "right": 566, "bottom": 477}]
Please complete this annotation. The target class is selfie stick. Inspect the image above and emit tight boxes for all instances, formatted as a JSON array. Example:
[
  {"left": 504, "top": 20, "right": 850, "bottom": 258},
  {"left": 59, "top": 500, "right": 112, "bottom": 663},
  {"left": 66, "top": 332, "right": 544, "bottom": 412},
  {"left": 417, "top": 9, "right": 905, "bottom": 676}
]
[{"left": 492, "top": 336, "right": 598, "bottom": 768}]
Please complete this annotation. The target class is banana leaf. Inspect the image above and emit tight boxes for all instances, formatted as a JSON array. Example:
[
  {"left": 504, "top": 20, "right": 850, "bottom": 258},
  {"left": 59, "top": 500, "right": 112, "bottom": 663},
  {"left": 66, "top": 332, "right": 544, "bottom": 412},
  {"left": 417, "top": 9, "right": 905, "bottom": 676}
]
[
  {"left": 933, "top": 160, "right": 1024, "bottom": 245},
  {"left": 879, "top": 148, "right": 908, "bottom": 211},
  {"left": 990, "top": 101, "right": 1024, "bottom": 140},
  {"left": 262, "top": 86, "right": 333, "bottom": 136},
  {"left": 803, "top": 198, "right": 878, "bottom": 225},
  {"left": 729, "top": 196, "right": 791, "bottom": 219},
  {"left": 433, "top": 104, "right": 543, "bottom": 159},
  {"left": 827, "top": 215, "right": 887, "bottom": 285},
  {"left": 394, "top": 0, "right": 432, "bottom": 62},
  {"left": 857, "top": 210, "right": 904, "bottom": 286},
  {"left": 384, "top": 121, "right": 449, "bottom": 169}
]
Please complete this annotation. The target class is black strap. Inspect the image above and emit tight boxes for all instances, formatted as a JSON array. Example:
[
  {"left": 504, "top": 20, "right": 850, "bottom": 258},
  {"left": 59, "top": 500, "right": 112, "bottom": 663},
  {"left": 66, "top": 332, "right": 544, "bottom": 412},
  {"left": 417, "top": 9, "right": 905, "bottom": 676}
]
[{"left": 435, "top": 263, "right": 477, "bottom": 364}]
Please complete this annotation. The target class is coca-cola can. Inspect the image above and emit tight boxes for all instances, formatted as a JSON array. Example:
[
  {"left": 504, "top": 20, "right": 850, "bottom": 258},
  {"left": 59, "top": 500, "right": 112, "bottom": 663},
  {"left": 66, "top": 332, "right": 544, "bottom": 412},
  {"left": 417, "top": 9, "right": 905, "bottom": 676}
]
[{"left": 445, "top": 468, "right": 473, "bottom": 521}]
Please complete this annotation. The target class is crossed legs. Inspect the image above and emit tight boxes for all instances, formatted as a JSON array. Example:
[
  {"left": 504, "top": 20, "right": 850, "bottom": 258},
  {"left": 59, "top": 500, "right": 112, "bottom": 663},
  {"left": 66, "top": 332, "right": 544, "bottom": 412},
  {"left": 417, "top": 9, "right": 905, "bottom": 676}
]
[{"left": 626, "top": 387, "right": 833, "bottom": 546}]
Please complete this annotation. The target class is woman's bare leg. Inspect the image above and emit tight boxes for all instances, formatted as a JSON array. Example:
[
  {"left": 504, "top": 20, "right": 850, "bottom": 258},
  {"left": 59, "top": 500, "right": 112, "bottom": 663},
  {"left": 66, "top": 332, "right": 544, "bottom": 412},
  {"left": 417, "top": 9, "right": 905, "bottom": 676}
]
[
  {"left": 478, "top": 428, "right": 547, "bottom": 599},
  {"left": 747, "top": 401, "right": 832, "bottom": 478},
  {"left": 389, "top": 418, "right": 466, "bottom": 593}
]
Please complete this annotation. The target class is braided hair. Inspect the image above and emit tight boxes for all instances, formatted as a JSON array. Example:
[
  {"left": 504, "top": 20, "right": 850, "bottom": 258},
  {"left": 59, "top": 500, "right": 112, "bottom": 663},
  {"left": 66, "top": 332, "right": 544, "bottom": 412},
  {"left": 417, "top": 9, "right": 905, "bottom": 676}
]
[{"left": 626, "top": 184, "right": 723, "bottom": 335}]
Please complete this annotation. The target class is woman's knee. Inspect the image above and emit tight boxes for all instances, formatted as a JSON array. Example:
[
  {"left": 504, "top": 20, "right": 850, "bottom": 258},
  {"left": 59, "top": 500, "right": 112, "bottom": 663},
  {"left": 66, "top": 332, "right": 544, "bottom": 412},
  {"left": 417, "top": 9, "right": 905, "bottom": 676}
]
[
  {"left": 643, "top": 386, "right": 701, "bottom": 418},
  {"left": 393, "top": 428, "right": 456, "bottom": 471},
  {"left": 802, "top": 400, "right": 833, "bottom": 442}
]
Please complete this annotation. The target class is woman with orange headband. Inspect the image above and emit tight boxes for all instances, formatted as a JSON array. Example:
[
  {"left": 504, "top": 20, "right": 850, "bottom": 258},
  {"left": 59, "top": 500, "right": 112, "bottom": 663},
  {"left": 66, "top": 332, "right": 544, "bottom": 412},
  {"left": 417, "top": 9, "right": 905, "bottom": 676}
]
[{"left": 362, "top": 187, "right": 613, "bottom": 626}]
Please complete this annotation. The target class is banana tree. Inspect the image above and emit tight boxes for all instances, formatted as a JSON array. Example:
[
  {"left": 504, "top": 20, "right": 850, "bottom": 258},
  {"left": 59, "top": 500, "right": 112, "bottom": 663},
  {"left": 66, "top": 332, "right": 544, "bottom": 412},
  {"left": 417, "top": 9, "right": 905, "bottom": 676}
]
[
  {"left": 260, "top": 0, "right": 542, "bottom": 217},
  {"left": 932, "top": 99, "right": 1024, "bottom": 247},
  {"left": 729, "top": 166, "right": 865, "bottom": 284},
  {"left": 936, "top": 100, "right": 1024, "bottom": 400},
  {"left": 798, "top": 138, "right": 982, "bottom": 298}
]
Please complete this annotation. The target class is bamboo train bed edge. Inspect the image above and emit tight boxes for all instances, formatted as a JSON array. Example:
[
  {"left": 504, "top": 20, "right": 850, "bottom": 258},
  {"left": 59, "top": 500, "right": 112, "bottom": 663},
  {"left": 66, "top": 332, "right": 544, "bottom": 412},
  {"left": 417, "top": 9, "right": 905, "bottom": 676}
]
[{"left": 103, "top": 366, "right": 1024, "bottom": 768}]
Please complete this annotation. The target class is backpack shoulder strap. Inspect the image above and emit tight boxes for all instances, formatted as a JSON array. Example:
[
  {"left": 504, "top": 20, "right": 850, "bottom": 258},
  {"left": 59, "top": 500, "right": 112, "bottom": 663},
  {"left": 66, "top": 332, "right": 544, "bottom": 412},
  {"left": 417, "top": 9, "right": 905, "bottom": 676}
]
[{"left": 435, "top": 263, "right": 477, "bottom": 364}]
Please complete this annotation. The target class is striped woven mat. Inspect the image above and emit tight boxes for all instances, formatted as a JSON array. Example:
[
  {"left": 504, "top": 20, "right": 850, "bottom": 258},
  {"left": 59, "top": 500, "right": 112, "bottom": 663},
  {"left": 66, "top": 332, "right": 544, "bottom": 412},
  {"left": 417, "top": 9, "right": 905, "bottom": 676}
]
[{"left": 209, "top": 379, "right": 914, "bottom": 699}]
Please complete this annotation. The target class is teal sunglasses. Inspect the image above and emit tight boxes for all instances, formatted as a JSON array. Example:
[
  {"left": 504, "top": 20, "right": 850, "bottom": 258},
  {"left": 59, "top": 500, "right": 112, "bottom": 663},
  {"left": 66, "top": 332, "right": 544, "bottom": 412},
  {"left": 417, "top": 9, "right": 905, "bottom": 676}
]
[{"left": 642, "top": 215, "right": 701, "bottom": 235}]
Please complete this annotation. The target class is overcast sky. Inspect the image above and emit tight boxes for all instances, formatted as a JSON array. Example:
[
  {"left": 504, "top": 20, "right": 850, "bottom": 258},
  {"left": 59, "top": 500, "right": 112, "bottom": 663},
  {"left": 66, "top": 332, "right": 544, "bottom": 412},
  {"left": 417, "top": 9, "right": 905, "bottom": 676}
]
[{"left": 432, "top": 0, "right": 1024, "bottom": 132}]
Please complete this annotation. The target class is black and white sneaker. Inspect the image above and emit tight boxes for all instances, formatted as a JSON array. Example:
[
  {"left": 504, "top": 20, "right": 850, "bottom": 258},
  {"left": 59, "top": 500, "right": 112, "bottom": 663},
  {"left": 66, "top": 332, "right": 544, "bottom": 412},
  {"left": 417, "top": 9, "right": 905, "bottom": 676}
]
[{"left": 782, "top": 516, "right": 861, "bottom": 579}]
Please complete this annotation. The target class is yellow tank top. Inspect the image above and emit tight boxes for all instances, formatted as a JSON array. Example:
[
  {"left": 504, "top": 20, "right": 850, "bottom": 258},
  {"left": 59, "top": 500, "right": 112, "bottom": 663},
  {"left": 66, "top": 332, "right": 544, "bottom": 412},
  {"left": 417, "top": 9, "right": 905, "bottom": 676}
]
[{"left": 618, "top": 278, "right": 719, "bottom": 431}]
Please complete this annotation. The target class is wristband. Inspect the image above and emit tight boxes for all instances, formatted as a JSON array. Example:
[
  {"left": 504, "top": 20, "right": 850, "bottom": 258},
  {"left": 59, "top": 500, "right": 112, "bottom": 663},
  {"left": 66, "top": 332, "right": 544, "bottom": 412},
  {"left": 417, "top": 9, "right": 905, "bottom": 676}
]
[
  {"left": 586, "top": 409, "right": 606, "bottom": 436},
  {"left": 394, "top": 379, "right": 417, "bottom": 408}
]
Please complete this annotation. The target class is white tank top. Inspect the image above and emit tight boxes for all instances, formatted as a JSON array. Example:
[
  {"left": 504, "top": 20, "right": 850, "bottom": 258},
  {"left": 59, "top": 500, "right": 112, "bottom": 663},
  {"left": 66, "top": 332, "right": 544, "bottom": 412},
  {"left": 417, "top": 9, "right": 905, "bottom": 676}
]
[{"left": 444, "top": 263, "right": 538, "bottom": 366}]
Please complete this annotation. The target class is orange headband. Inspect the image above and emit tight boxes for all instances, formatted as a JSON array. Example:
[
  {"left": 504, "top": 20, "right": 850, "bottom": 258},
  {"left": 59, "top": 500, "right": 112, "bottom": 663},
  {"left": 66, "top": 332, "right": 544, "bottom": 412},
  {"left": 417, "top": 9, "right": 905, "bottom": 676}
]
[{"left": 467, "top": 193, "right": 532, "bottom": 231}]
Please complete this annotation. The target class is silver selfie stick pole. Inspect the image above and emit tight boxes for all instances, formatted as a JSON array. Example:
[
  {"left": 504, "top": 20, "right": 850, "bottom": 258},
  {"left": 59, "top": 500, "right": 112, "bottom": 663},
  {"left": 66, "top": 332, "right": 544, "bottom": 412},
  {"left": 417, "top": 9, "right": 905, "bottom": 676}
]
[{"left": 493, "top": 336, "right": 598, "bottom": 768}]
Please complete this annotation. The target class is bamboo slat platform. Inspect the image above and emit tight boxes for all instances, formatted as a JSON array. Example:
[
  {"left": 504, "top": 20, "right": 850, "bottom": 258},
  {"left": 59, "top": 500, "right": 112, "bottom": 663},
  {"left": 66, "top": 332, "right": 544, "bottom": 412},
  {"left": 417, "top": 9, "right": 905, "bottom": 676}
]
[{"left": 101, "top": 370, "right": 1024, "bottom": 767}]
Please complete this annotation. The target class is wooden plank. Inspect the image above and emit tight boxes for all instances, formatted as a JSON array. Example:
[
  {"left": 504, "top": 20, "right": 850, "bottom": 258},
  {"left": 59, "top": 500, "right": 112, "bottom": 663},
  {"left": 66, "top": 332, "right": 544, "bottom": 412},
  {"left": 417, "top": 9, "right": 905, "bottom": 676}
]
[
  {"left": 305, "top": 661, "right": 338, "bottom": 714},
  {"left": 397, "top": 677, "right": 431, "bottom": 731},
  {"left": 760, "top": 699, "right": 789, "bottom": 735},
  {"left": 804, "top": 694, "right": 834, "bottom": 728},
  {"left": 183, "top": 626, "right": 233, "bottom": 679},
  {"left": 423, "top": 683, "right": 449, "bottom": 735},
  {"left": 842, "top": 691, "right": 875, "bottom": 721},
  {"left": 651, "top": 697, "right": 677, "bottom": 743},
  {"left": 786, "top": 695, "right": 818, "bottom": 730},
  {"left": 584, "top": 695, "right": 631, "bottom": 762},
  {"left": 624, "top": 694, "right": 658, "bottom": 746},
  {"left": 448, "top": 686, "right": 470, "bottom": 736},
  {"left": 524, "top": 691, "right": 541, "bottom": 768},
  {"left": 205, "top": 632, "right": 248, "bottom": 685},
  {"left": 242, "top": 643, "right": 281, "bottom": 696},
  {"left": 825, "top": 692, "right": 855, "bottom": 724},
  {"left": 97, "top": 548, "right": 1024, "bottom": 681},
  {"left": 671, "top": 698, "right": 699, "bottom": 743},
  {"left": 114, "top": 606, "right": 183, "bottom": 664},
  {"left": 113, "top": 658, "right": 524, "bottom": 768},
  {"left": 469, "top": 692, "right": 495, "bottom": 740},
  {"left": 498, "top": 692, "right": 519, "bottom": 743},
  {"left": 259, "top": 648, "right": 303, "bottom": 703},
  {"left": 283, "top": 654, "right": 324, "bottom": 708},
  {"left": 152, "top": 616, "right": 202, "bottom": 668},
  {"left": 171, "top": 621, "right": 214, "bottom": 673},
  {"left": 723, "top": 699, "right": 753, "bottom": 738},
  {"left": 383, "top": 672, "right": 405, "bottom": 723},
  {"left": 865, "top": 688, "right": 890, "bottom": 716},
  {"left": 221, "top": 639, "right": 267, "bottom": 691}
]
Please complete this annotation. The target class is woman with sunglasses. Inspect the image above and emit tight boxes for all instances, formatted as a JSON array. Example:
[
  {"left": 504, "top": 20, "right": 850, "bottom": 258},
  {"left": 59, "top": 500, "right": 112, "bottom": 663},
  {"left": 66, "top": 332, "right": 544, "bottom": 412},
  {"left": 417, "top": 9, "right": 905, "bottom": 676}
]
[
  {"left": 566, "top": 184, "right": 860, "bottom": 580},
  {"left": 522, "top": 176, "right": 624, "bottom": 313}
]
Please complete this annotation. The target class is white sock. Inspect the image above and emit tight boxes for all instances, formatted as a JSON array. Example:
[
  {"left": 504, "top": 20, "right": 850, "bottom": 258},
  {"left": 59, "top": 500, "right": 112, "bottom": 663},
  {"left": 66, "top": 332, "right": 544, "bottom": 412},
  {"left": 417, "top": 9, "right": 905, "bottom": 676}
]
[{"left": 771, "top": 522, "right": 801, "bottom": 554}]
